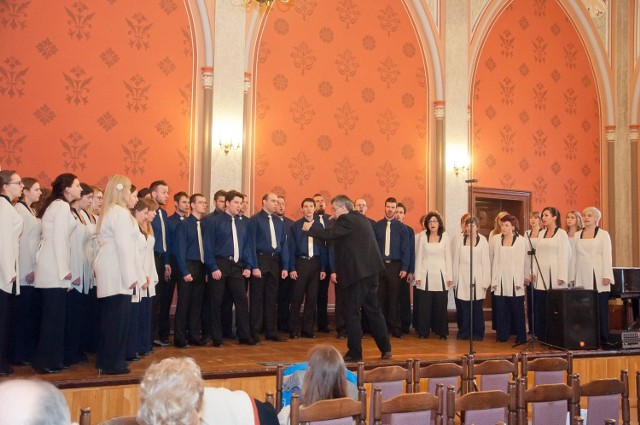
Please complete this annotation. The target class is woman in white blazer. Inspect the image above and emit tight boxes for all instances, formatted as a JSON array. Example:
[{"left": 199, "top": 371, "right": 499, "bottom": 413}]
[
  {"left": 523, "top": 211, "right": 541, "bottom": 335},
  {"left": 64, "top": 183, "right": 94, "bottom": 367},
  {"left": 138, "top": 198, "right": 159, "bottom": 356},
  {"left": 453, "top": 217, "right": 491, "bottom": 340},
  {"left": 94, "top": 175, "right": 139, "bottom": 374},
  {"left": 451, "top": 213, "right": 471, "bottom": 331},
  {"left": 0, "top": 170, "right": 25, "bottom": 376},
  {"left": 84, "top": 186, "right": 101, "bottom": 353},
  {"left": 570, "top": 207, "right": 614, "bottom": 346},
  {"left": 125, "top": 186, "right": 145, "bottom": 362},
  {"left": 32, "top": 173, "right": 81, "bottom": 374},
  {"left": 413, "top": 211, "right": 453, "bottom": 339},
  {"left": 491, "top": 214, "right": 527, "bottom": 344},
  {"left": 12, "top": 177, "right": 42, "bottom": 366},
  {"left": 530, "top": 206, "right": 571, "bottom": 342}
]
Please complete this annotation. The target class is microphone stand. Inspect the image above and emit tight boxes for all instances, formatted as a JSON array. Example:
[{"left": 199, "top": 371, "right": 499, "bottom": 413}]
[
  {"left": 465, "top": 178, "right": 479, "bottom": 357},
  {"left": 513, "top": 230, "right": 565, "bottom": 352}
]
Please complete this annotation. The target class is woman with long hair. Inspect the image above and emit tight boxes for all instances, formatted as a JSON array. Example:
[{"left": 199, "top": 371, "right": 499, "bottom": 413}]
[
  {"left": 80, "top": 184, "right": 100, "bottom": 353},
  {"left": 138, "top": 198, "right": 159, "bottom": 356},
  {"left": 90, "top": 186, "right": 104, "bottom": 216},
  {"left": 32, "top": 173, "right": 81, "bottom": 374},
  {"left": 491, "top": 214, "right": 527, "bottom": 344},
  {"left": 523, "top": 211, "right": 541, "bottom": 334},
  {"left": 0, "top": 170, "right": 24, "bottom": 376},
  {"left": 565, "top": 210, "right": 583, "bottom": 285},
  {"left": 278, "top": 345, "right": 349, "bottom": 425},
  {"left": 94, "top": 175, "right": 139, "bottom": 374},
  {"left": 126, "top": 195, "right": 148, "bottom": 362},
  {"left": 11, "top": 177, "right": 42, "bottom": 366},
  {"left": 530, "top": 206, "right": 571, "bottom": 342},
  {"left": 413, "top": 211, "right": 452, "bottom": 339},
  {"left": 570, "top": 207, "right": 614, "bottom": 346}
]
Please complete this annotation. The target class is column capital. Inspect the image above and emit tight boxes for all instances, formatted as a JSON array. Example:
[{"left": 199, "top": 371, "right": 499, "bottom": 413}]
[
  {"left": 202, "top": 66, "right": 213, "bottom": 88},
  {"left": 244, "top": 72, "right": 252, "bottom": 94},
  {"left": 630, "top": 125, "right": 640, "bottom": 142},
  {"left": 434, "top": 100, "right": 445, "bottom": 119},
  {"left": 605, "top": 125, "right": 616, "bottom": 142}
]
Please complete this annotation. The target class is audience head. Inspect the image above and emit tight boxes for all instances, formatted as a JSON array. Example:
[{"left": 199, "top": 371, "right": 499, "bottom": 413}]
[
  {"left": 0, "top": 378, "right": 71, "bottom": 425},
  {"left": 149, "top": 180, "right": 169, "bottom": 206},
  {"left": 425, "top": 211, "right": 444, "bottom": 237},
  {"left": 582, "top": 206, "right": 602, "bottom": 227},
  {"left": 541, "top": 206, "right": 561, "bottom": 229},
  {"left": 0, "top": 169, "right": 23, "bottom": 201},
  {"left": 37, "top": 173, "right": 80, "bottom": 218},
  {"left": 565, "top": 210, "right": 583, "bottom": 232},
  {"left": 138, "top": 357, "right": 204, "bottom": 425},
  {"left": 302, "top": 345, "right": 348, "bottom": 405}
]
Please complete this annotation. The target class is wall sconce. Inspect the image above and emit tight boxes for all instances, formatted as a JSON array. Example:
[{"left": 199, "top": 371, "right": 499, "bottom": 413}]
[
  {"left": 244, "top": 0, "right": 289, "bottom": 6},
  {"left": 453, "top": 162, "right": 469, "bottom": 176},
  {"left": 219, "top": 139, "right": 241, "bottom": 155}
]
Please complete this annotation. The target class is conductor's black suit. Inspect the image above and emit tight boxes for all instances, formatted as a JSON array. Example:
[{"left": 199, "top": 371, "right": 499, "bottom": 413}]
[{"left": 306, "top": 210, "right": 391, "bottom": 360}]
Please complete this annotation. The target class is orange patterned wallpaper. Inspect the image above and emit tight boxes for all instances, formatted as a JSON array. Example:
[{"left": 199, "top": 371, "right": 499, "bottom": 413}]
[
  {"left": 472, "top": 0, "right": 601, "bottom": 213},
  {"left": 0, "top": 0, "right": 194, "bottom": 199},
  {"left": 253, "top": 0, "right": 428, "bottom": 229}
]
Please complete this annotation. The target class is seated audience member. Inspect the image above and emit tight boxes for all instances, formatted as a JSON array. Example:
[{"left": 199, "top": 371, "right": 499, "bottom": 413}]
[
  {"left": 138, "top": 357, "right": 277, "bottom": 425},
  {"left": 0, "top": 378, "right": 72, "bottom": 425},
  {"left": 278, "top": 345, "right": 352, "bottom": 425}
]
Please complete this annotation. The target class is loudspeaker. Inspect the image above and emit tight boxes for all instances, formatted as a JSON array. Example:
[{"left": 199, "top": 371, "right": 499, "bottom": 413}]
[{"left": 546, "top": 289, "right": 599, "bottom": 350}]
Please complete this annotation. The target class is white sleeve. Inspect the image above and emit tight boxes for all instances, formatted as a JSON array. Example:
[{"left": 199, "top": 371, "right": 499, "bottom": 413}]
[
  {"left": 113, "top": 207, "right": 138, "bottom": 290},
  {"left": 52, "top": 202, "right": 72, "bottom": 280},
  {"left": 444, "top": 233, "right": 453, "bottom": 283},
  {"left": 557, "top": 230, "right": 570, "bottom": 283},
  {"left": 0, "top": 203, "right": 16, "bottom": 285},
  {"left": 481, "top": 238, "right": 491, "bottom": 289},
  {"left": 601, "top": 230, "right": 614, "bottom": 283}
]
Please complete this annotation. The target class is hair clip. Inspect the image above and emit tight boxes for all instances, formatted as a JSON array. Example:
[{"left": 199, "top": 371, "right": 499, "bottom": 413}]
[{"left": 116, "top": 183, "right": 124, "bottom": 190}]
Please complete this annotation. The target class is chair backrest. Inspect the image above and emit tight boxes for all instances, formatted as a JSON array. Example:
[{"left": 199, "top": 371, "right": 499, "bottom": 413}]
[
  {"left": 570, "top": 371, "right": 630, "bottom": 425},
  {"left": 447, "top": 381, "right": 516, "bottom": 425},
  {"left": 290, "top": 387, "right": 367, "bottom": 425},
  {"left": 79, "top": 407, "right": 91, "bottom": 425},
  {"left": 467, "top": 354, "right": 519, "bottom": 394},
  {"left": 372, "top": 383, "right": 443, "bottom": 425},
  {"left": 516, "top": 377, "right": 576, "bottom": 425},
  {"left": 358, "top": 360, "right": 412, "bottom": 425},
  {"left": 96, "top": 417, "right": 138, "bottom": 425},
  {"left": 521, "top": 352, "right": 572, "bottom": 387},
  {"left": 276, "top": 364, "right": 284, "bottom": 413},
  {"left": 414, "top": 360, "right": 465, "bottom": 425}
]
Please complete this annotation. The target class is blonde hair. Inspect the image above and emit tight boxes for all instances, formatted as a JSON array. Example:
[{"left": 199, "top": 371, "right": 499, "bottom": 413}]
[
  {"left": 97, "top": 175, "right": 132, "bottom": 233},
  {"left": 136, "top": 198, "right": 159, "bottom": 237},
  {"left": 582, "top": 206, "right": 602, "bottom": 224},
  {"left": 492, "top": 211, "right": 509, "bottom": 234},
  {"left": 302, "top": 345, "right": 348, "bottom": 406},
  {"left": 137, "top": 357, "right": 204, "bottom": 425},
  {"left": 565, "top": 210, "right": 584, "bottom": 232}
]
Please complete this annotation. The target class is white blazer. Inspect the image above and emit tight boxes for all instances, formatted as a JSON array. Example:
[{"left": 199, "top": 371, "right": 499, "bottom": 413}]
[
  {"left": 0, "top": 196, "right": 23, "bottom": 294},
  {"left": 70, "top": 210, "right": 90, "bottom": 294},
  {"left": 453, "top": 234, "right": 491, "bottom": 301},
  {"left": 94, "top": 205, "right": 138, "bottom": 298},
  {"left": 523, "top": 229, "right": 540, "bottom": 278},
  {"left": 414, "top": 231, "right": 452, "bottom": 292},
  {"left": 35, "top": 200, "right": 76, "bottom": 289},
  {"left": 141, "top": 234, "right": 159, "bottom": 298},
  {"left": 132, "top": 229, "right": 147, "bottom": 303},
  {"left": 491, "top": 235, "right": 527, "bottom": 297},
  {"left": 80, "top": 210, "right": 98, "bottom": 290},
  {"left": 570, "top": 228, "right": 614, "bottom": 293},
  {"left": 533, "top": 228, "right": 571, "bottom": 290},
  {"left": 15, "top": 202, "right": 39, "bottom": 287}
]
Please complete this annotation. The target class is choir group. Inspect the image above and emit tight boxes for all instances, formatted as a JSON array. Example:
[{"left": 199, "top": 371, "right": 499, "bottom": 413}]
[{"left": 0, "top": 169, "right": 614, "bottom": 376}]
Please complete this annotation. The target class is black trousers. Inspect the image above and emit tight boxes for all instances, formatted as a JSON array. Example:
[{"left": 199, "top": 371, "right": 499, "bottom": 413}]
[
  {"left": 64, "top": 289, "right": 86, "bottom": 366},
  {"left": 250, "top": 255, "right": 280, "bottom": 339},
  {"left": 33, "top": 288, "right": 66, "bottom": 371},
  {"left": 152, "top": 253, "right": 175, "bottom": 342},
  {"left": 84, "top": 287, "right": 100, "bottom": 353},
  {"left": 532, "top": 289, "right": 548, "bottom": 342},
  {"left": 398, "top": 276, "right": 411, "bottom": 333},
  {"left": 210, "top": 258, "right": 251, "bottom": 342},
  {"left": 277, "top": 275, "right": 292, "bottom": 332},
  {"left": 456, "top": 298, "right": 485, "bottom": 340},
  {"left": 597, "top": 291, "right": 610, "bottom": 344},
  {"left": 378, "top": 262, "right": 402, "bottom": 334},
  {"left": 316, "top": 274, "right": 331, "bottom": 330},
  {"left": 525, "top": 284, "right": 534, "bottom": 333},
  {"left": 417, "top": 288, "right": 448, "bottom": 338},
  {"left": 220, "top": 284, "right": 234, "bottom": 338},
  {"left": 97, "top": 294, "right": 131, "bottom": 373},
  {"left": 0, "top": 288, "right": 15, "bottom": 373},
  {"left": 10, "top": 284, "right": 41, "bottom": 364},
  {"left": 289, "top": 257, "right": 320, "bottom": 335},
  {"left": 125, "top": 301, "right": 140, "bottom": 359},
  {"left": 346, "top": 274, "right": 391, "bottom": 359},
  {"left": 138, "top": 295, "right": 152, "bottom": 354},
  {"left": 412, "top": 286, "right": 420, "bottom": 330},
  {"left": 174, "top": 261, "right": 206, "bottom": 344},
  {"left": 494, "top": 295, "right": 526, "bottom": 343}
]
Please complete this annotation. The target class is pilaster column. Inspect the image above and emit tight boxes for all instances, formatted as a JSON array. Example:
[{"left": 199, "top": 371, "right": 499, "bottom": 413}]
[
  {"left": 630, "top": 125, "right": 639, "bottom": 262},
  {"left": 434, "top": 100, "right": 445, "bottom": 214},
  {"left": 201, "top": 66, "right": 213, "bottom": 201}
]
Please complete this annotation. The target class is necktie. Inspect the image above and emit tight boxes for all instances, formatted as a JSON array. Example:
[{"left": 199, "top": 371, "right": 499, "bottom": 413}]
[
  {"left": 232, "top": 216, "right": 239, "bottom": 262},
  {"left": 268, "top": 214, "right": 277, "bottom": 249},
  {"left": 319, "top": 215, "right": 325, "bottom": 228},
  {"left": 384, "top": 220, "right": 391, "bottom": 256},
  {"left": 308, "top": 232, "right": 314, "bottom": 258},
  {"left": 196, "top": 220, "right": 204, "bottom": 263},
  {"left": 159, "top": 210, "right": 167, "bottom": 252}
]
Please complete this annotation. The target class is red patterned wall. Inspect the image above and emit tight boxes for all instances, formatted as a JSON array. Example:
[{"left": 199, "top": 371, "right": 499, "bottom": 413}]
[
  {"left": 253, "top": 0, "right": 428, "bottom": 229},
  {"left": 0, "top": 0, "right": 194, "bottom": 198},
  {"left": 472, "top": 0, "right": 601, "bottom": 213}
]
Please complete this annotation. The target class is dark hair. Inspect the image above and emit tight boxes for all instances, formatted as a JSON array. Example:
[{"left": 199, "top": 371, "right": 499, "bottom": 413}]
[
  {"left": 261, "top": 192, "right": 276, "bottom": 202},
  {"left": 313, "top": 193, "right": 323, "bottom": 198},
  {"left": 189, "top": 193, "right": 204, "bottom": 204},
  {"left": 0, "top": 170, "right": 17, "bottom": 196},
  {"left": 419, "top": 214, "right": 427, "bottom": 229},
  {"left": 396, "top": 202, "right": 406, "bottom": 213},
  {"left": 138, "top": 188, "right": 150, "bottom": 198},
  {"left": 173, "top": 191, "right": 188, "bottom": 202},
  {"left": 300, "top": 197, "right": 315, "bottom": 208},
  {"left": 214, "top": 189, "right": 227, "bottom": 200},
  {"left": 80, "top": 182, "right": 93, "bottom": 197},
  {"left": 149, "top": 180, "right": 168, "bottom": 193},
  {"left": 130, "top": 184, "right": 137, "bottom": 194},
  {"left": 38, "top": 173, "right": 77, "bottom": 218},
  {"left": 425, "top": 211, "right": 444, "bottom": 237},
  {"left": 225, "top": 190, "right": 243, "bottom": 203},
  {"left": 542, "top": 206, "right": 562, "bottom": 228},
  {"left": 19, "top": 177, "right": 38, "bottom": 200},
  {"left": 384, "top": 197, "right": 397, "bottom": 205},
  {"left": 499, "top": 214, "right": 519, "bottom": 233}
]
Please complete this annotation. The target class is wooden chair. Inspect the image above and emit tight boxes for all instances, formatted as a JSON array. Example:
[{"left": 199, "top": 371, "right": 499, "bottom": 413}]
[
  {"left": 466, "top": 354, "right": 518, "bottom": 394},
  {"left": 521, "top": 352, "right": 573, "bottom": 387},
  {"left": 357, "top": 360, "right": 412, "bottom": 424},
  {"left": 96, "top": 417, "right": 138, "bottom": 425},
  {"left": 290, "top": 387, "right": 366, "bottom": 425},
  {"left": 372, "top": 383, "right": 444, "bottom": 425},
  {"left": 79, "top": 407, "right": 91, "bottom": 425},
  {"left": 413, "top": 359, "right": 466, "bottom": 424},
  {"left": 275, "top": 364, "right": 284, "bottom": 413},
  {"left": 515, "top": 376, "right": 577, "bottom": 425},
  {"left": 446, "top": 381, "right": 517, "bottom": 425},
  {"left": 570, "top": 371, "right": 630, "bottom": 425}
]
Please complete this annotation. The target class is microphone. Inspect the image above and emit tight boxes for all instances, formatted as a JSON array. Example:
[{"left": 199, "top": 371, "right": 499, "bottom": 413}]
[{"left": 464, "top": 178, "right": 479, "bottom": 184}]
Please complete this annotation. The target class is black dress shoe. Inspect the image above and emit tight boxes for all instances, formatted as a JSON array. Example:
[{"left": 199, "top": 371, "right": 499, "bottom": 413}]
[
  {"left": 189, "top": 339, "right": 206, "bottom": 346},
  {"left": 289, "top": 333, "right": 299, "bottom": 340},
  {"left": 318, "top": 327, "right": 334, "bottom": 334},
  {"left": 213, "top": 340, "right": 224, "bottom": 347},
  {"left": 343, "top": 353, "right": 362, "bottom": 362},
  {"left": 239, "top": 338, "right": 260, "bottom": 346},
  {"left": 301, "top": 332, "right": 316, "bottom": 339},
  {"left": 174, "top": 341, "right": 190, "bottom": 349},
  {"left": 266, "top": 335, "right": 287, "bottom": 342},
  {"left": 35, "top": 367, "right": 61, "bottom": 374},
  {"left": 439, "top": 335, "right": 447, "bottom": 340},
  {"left": 381, "top": 351, "right": 392, "bottom": 360},
  {"left": 153, "top": 339, "right": 170, "bottom": 347},
  {"left": 223, "top": 332, "right": 237, "bottom": 340},
  {"left": 102, "top": 368, "right": 131, "bottom": 375},
  {"left": 392, "top": 331, "right": 404, "bottom": 339}
]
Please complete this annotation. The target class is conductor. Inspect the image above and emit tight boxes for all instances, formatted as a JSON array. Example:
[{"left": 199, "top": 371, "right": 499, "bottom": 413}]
[{"left": 302, "top": 194, "right": 392, "bottom": 362}]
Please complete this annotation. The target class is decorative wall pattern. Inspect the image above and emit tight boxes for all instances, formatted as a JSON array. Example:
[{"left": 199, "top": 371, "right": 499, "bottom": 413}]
[
  {"left": 253, "top": 0, "right": 428, "bottom": 229},
  {"left": 0, "top": 1, "right": 194, "bottom": 198},
  {"left": 472, "top": 0, "right": 601, "bottom": 214}
]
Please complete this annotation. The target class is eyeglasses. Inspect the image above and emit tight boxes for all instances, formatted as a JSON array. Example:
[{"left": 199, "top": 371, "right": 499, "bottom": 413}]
[
  {"left": 427, "top": 219, "right": 439, "bottom": 224},
  {"left": 7, "top": 181, "right": 24, "bottom": 186}
]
